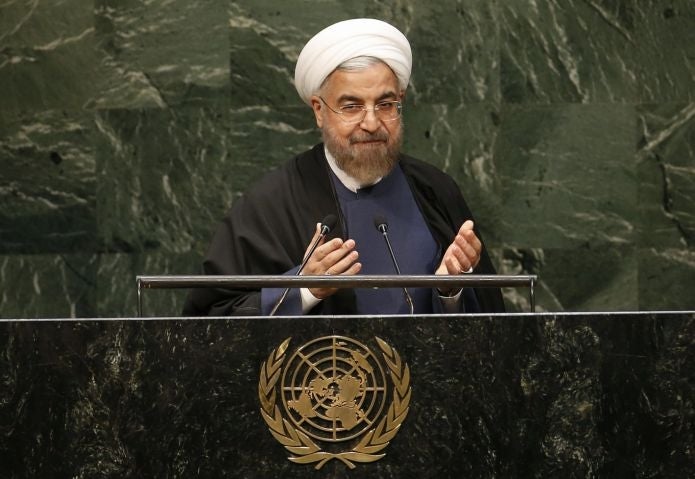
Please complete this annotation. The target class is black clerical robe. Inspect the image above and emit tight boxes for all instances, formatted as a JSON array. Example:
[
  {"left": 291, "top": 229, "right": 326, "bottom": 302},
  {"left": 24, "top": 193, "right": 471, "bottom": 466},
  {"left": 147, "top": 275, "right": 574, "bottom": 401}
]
[{"left": 183, "top": 144, "right": 505, "bottom": 316}]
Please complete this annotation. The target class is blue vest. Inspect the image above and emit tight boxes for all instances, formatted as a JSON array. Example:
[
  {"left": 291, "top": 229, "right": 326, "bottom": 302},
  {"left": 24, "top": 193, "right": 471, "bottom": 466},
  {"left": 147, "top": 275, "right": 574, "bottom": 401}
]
[{"left": 332, "top": 165, "right": 440, "bottom": 314}]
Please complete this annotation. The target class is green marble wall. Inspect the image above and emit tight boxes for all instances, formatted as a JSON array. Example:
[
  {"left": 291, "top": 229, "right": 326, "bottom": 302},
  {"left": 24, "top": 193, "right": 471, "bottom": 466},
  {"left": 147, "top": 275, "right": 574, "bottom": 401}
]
[{"left": 1, "top": 1, "right": 694, "bottom": 317}]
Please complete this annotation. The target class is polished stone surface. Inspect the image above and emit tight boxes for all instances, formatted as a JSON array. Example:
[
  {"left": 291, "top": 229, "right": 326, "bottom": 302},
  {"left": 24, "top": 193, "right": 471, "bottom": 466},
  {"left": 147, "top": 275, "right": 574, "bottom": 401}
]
[
  {"left": 1, "top": 1, "right": 694, "bottom": 317},
  {"left": 0, "top": 110, "right": 97, "bottom": 254},
  {"left": 0, "top": 312, "right": 692, "bottom": 477}
]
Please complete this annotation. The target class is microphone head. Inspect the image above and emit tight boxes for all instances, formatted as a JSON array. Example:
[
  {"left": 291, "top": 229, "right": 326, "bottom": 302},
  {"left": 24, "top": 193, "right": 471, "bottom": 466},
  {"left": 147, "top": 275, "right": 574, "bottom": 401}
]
[
  {"left": 321, "top": 214, "right": 338, "bottom": 233},
  {"left": 373, "top": 214, "right": 388, "bottom": 233}
]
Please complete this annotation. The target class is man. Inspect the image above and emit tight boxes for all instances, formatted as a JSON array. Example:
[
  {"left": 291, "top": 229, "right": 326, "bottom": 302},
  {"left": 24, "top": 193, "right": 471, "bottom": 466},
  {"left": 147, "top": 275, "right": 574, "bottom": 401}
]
[{"left": 183, "top": 18, "right": 504, "bottom": 316}]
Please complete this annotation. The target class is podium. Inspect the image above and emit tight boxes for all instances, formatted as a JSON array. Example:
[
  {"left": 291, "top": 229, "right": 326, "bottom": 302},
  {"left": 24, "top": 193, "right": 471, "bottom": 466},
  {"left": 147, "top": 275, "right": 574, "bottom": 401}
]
[{"left": 1, "top": 311, "right": 693, "bottom": 477}]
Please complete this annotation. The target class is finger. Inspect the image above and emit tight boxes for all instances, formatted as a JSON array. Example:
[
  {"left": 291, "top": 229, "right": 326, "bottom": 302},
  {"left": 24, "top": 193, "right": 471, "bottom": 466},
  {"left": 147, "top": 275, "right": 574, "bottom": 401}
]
[
  {"left": 455, "top": 229, "right": 481, "bottom": 267},
  {"left": 330, "top": 261, "right": 362, "bottom": 276},
  {"left": 320, "top": 239, "right": 356, "bottom": 268},
  {"left": 459, "top": 228, "right": 482, "bottom": 253},
  {"left": 302, "top": 238, "right": 346, "bottom": 276},
  {"left": 454, "top": 236, "right": 479, "bottom": 263},
  {"left": 312, "top": 237, "right": 346, "bottom": 262},
  {"left": 437, "top": 243, "right": 459, "bottom": 274},
  {"left": 310, "top": 262, "right": 362, "bottom": 299},
  {"left": 460, "top": 220, "right": 474, "bottom": 233},
  {"left": 451, "top": 221, "right": 479, "bottom": 265},
  {"left": 439, "top": 244, "right": 461, "bottom": 274},
  {"left": 304, "top": 239, "right": 356, "bottom": 277},
  {"left": 445, "top": 255, "right": 466, "bottom": 275},
  {"left": 347, "top": 262, "right": 362, "bottom": 275},
  {"left": 447, "top": 245, "right": 474, "bottom": 273},
  {"left": 327, "top": 250, "right": 360, "bottom": 275}
]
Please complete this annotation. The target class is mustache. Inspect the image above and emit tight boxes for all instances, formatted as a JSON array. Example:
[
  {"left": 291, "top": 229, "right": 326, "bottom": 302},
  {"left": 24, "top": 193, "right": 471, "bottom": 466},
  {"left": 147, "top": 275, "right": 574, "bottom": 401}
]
[{"left": 349, "top": 131, "right": 389, "bottom": 144}]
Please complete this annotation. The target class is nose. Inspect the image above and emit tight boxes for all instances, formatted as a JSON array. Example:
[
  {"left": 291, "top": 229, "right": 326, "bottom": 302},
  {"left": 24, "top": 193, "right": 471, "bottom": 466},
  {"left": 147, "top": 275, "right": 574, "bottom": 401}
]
[{"left": 358, "top": 108, "right": 380, "bottom": 132}]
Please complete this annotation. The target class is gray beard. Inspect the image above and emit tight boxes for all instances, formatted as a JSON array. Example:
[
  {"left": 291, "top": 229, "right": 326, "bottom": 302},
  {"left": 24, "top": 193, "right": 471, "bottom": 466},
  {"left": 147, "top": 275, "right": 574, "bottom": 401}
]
[{"left": 322, "top": 126, "right": 402, "bottom": 185}]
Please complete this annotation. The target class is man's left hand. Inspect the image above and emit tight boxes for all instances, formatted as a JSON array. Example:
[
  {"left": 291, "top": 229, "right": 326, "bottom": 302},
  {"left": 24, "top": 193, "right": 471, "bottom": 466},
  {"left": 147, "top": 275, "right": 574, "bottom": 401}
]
[{"left": 435, "top": 221, "right": 481, "bottom": 293}]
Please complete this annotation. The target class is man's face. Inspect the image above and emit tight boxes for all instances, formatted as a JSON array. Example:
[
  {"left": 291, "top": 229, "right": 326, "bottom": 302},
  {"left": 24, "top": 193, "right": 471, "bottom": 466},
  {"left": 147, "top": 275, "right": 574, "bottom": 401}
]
[{"left": 311, "top": 62, "right": 403, "bottom": 185}]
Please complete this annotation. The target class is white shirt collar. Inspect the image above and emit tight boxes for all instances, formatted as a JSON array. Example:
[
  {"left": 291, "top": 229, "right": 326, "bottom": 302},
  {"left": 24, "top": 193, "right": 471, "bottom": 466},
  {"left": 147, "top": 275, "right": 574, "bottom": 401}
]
[{"left": 324, "top": 145, "right": 382, "bottom": 193}]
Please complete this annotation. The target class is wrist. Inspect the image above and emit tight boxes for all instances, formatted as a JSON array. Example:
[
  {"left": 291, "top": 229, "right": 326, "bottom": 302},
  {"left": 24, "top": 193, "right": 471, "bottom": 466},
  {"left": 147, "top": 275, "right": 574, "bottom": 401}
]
[{"left": 437, "top": 287, "right": 462, "bottom": 297}]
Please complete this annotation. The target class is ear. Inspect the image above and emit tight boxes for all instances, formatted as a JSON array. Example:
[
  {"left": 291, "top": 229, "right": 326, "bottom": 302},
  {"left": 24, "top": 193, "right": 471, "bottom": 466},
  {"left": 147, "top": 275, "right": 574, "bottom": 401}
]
[{"left": 310, "top": 96, "right": 324, "bottom": 128}]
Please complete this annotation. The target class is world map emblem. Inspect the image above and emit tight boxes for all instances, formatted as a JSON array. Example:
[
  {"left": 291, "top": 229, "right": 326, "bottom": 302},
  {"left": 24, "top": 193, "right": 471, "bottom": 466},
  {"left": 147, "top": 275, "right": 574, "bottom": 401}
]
[{"left": 258, "top": 336, "right": 411, "bottom": 470}]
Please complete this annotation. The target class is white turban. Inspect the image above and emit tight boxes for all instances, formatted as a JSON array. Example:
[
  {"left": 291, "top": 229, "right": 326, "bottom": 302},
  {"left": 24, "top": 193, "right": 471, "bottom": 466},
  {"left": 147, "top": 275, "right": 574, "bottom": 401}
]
[{"left": 294, "top": 18, "right": 412, "bottom": 105}]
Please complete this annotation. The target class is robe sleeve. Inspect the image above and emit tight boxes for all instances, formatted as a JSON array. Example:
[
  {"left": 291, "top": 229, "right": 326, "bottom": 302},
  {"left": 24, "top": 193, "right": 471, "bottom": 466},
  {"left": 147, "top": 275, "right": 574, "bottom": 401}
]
[
  {"left": 182, "top": 146, "right": 344, "bottom": 316},
  {"left": 401, "top": 156, "right": 506, "bottom": 313}
]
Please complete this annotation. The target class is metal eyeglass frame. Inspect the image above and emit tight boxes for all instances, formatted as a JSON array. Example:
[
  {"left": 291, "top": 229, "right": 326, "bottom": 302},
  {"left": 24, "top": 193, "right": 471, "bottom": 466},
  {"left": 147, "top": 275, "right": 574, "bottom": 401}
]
[{"left": 319, "top": 96, "right": 402, "bottom": 124}]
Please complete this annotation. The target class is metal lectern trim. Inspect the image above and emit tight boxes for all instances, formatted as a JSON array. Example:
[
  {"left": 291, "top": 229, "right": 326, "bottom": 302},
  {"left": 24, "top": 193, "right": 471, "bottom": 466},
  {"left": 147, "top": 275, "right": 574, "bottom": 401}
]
[{"left": 135, "top": 274, "right": 538, "bottom": 317}]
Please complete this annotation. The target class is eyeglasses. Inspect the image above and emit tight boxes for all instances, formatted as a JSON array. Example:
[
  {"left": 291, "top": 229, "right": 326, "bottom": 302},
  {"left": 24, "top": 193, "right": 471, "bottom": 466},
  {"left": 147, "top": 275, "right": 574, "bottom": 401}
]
[{"left": 319, "top": 97, "right": 402, "bottom": 124}]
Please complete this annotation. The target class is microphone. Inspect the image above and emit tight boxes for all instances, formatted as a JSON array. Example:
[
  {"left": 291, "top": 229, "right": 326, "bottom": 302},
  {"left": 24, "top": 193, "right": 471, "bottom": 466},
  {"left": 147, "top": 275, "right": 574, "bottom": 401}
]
[
  {"left": 373, "top": 215, "right": 414, "bottom": 315},
  {"left": 269, "top": 214, "right": 337, "bottom": 316}
]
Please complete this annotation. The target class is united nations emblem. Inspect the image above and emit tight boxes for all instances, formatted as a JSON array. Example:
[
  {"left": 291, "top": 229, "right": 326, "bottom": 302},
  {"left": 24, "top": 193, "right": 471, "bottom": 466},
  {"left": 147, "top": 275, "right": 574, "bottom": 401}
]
[{"left": 258, "top": 336, "right": 411, "bottom": 470}]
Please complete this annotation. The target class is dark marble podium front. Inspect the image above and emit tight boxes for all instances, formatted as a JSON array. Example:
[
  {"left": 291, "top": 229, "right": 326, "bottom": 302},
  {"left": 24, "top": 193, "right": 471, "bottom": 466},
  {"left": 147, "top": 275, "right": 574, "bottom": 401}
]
[{"left": 1, "top": 312, "right": 693, "bottom": 478}]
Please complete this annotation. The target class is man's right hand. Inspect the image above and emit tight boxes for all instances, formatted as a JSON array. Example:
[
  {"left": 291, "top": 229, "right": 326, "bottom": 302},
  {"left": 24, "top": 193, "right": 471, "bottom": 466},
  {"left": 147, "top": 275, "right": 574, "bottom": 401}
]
[{"left": 302, "top": 223, "right": 361, "bottom": 299}]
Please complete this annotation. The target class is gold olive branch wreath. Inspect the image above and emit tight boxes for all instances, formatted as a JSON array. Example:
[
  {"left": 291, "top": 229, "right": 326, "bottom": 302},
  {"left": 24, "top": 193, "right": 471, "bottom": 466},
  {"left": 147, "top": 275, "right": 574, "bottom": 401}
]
[{"left": 258, "top": 337, "right": 411, "bottom": 470}]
